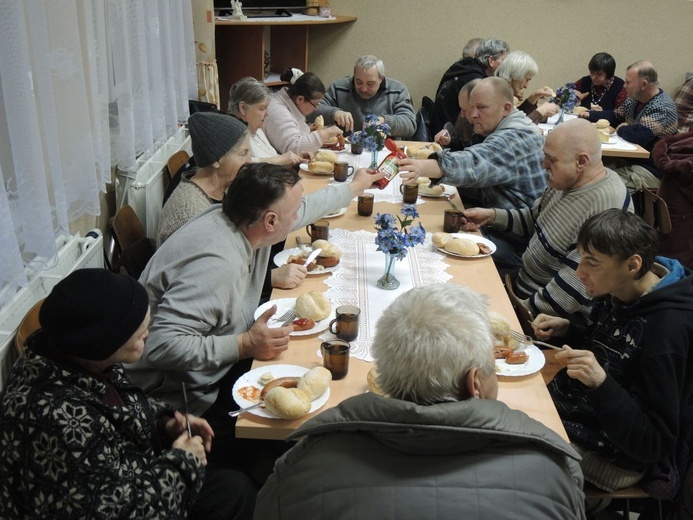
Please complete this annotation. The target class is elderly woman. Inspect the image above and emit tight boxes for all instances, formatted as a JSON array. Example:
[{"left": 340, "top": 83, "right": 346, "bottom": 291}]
[
  {"left": 574, "top": 52, "right": 627, "bottom": 111},
  {"left": 254, "top": 284, "right": 586, "bottom": 519},
  {"left": 227, "top": 77, "right": 311, "bottom": 165},
  {"left": 0, "top": 269, "right": 256, "bottom": 519},
  {"left": 263, "top": 68, "right": 342, "bottom": 154},
  {"left": 157, "top": 111, "right": 251, "bottom": 246},
  {"left": 495, "top": 50, "right": 559, "bottom": 123}
]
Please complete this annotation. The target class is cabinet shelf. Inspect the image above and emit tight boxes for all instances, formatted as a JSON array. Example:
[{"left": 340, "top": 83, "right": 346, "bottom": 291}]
[{"left": 215, "top": 15, "right": 357, "bottom": 109}]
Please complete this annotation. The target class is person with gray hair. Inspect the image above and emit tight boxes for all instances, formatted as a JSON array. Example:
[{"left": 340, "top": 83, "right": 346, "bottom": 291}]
[
  {"left": 579, "top": 60, "right": 678, "bottom": 192},
  {"left": 254, "top": 283, "right": 586, "bottom": 520},
  {"left": 461, "top": 36, "right": 483, "bottom": 59},
  {"left": 310, "top": 54, "right": 416, "bottom": 138},
  {"left": 227, "top": 76, "right": 310, "bottom": 165},
  {"left": 495, "top": 50, "right": 559, "bottom": 123},
  {"left": 430, "top": 38, "right": 509, "bottom": 136}
]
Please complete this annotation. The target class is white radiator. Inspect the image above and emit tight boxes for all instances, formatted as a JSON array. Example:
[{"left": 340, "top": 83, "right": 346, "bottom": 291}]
[
  {"left": 0, "top": 233, "right": 104, "bottom": 389},
  {"left": 116, "top": 127, "right": 192, "bottom": 237}
]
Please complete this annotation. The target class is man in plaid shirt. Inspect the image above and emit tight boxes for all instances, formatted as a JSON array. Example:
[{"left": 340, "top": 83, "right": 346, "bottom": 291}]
[
  {"left": 399, "top": 77, "right": 547, "bottom": 211},
  {"left": 674, "top": 74, "right": 693, "bottom": 134},
  {"left": 580, "top": 61, "right": 678, "bottom": 192}
]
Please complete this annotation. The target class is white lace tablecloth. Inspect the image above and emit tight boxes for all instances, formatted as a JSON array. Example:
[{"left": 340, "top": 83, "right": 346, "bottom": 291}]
[
  {"left": 318, "top": 228, "right": 452, "bottom": 361},
  {"left": 538, "top": 115, "right": 637, "bottom": 151}
]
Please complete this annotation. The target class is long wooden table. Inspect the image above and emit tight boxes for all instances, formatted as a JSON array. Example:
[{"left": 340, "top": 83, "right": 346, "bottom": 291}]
[{"left": 235, "top": 156, "right": 569, "bottom": 442}]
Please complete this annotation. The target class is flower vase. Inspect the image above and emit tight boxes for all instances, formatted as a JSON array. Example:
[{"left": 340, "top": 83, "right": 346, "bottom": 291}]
[
  {"left": 555, "top": 108, "right": 566, "bottom": 125},
  {"left": 369, "top": 150, "right": 379, "bottom": 169},
  {"left": 376, "top": 252, "right": 400, "bottom": 290}
]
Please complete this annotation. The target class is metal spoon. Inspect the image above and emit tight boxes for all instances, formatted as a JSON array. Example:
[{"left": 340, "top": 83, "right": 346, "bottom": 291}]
[{"left": 443, "top": 193, "right": 459, "bottom": 211}]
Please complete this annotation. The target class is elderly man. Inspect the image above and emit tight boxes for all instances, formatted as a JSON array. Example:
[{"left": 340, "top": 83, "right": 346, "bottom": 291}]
[
  {"left": 401, "top": 77, "right": 547, "bottom": 210},
  {"left": 430, "top": 38, "right": 509, "bottom": 136},
  {"left": 580, "top": 61, "right": 678, "bottom": 191},
  {"left": 462, "top": 119, "right": 632, "bottom": 321},
  {"left": 312, "top": 55, "right": 415, "bottom": 138},
  {"left": 127, "top": 163, "right": 383, "bottom": 459},
  {"left": 534, "top": 209, "right": 693, "bottom": 493},
  {"left": 0, "top": 269, "right": 256, "bottom": 520},
  {"left": 254, "top": 284, "right": 586, "bottom": 520}
]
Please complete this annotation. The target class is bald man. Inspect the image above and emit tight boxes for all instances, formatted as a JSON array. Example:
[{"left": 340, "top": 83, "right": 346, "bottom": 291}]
[
  {"left": 580, "top": 60, "right": 678, "bottom": 192},
  {"left": 462, "top": 119, "right": 633, "bottom": 321},
  {"left": 400, "top": 77, "right": 546, "bottom": 210}
]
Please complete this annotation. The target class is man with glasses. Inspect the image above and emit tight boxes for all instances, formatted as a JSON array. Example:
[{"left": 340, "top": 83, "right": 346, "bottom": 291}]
[{"left": 311, "top": 55, "right": 416, "bottom": 138}]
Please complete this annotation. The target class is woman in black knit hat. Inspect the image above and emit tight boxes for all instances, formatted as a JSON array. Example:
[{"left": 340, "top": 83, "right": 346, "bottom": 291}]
[{"left": 0, "top": 269, "right": 256, "bottom": 519}]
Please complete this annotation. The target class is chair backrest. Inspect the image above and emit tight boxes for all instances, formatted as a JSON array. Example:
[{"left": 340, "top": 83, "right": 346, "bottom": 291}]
[
  {"left": 643, "top": 189, "right": 673, "bottom": 234},
  {"left": 504, "top": 273, "right": 536, "bottom": 336},
  {"left": 411, "top": 96, "right": 435, "bottom": 142},
  {"left": 15, "top": 299, "right": 45, "bottom": 355},
  {"left": 112, "top": 205, "right": 146, "bottom": 252},
  {"left": 166, "top": 150, "right": 190, "bottom": 180}
]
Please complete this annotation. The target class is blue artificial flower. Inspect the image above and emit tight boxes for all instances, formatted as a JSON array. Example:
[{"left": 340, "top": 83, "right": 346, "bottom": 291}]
[{"left": 374, "top": 208, "right": 426, "bottom": 260}]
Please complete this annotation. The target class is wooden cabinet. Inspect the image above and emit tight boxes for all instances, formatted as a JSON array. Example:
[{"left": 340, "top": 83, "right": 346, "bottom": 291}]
[{"left": 215, "top": 16, "right": 356, "bottom": 110}]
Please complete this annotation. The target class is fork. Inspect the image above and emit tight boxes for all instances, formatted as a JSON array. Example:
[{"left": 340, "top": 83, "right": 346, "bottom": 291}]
[
  {"left": 271, "top": 309, "right": 295, "bottom": 324},
  {"left": 279, "top": 309, "right": 296, "bottom": 327},
  {"left": 511, "top": 329, "right": 561, "bottom": 350}
]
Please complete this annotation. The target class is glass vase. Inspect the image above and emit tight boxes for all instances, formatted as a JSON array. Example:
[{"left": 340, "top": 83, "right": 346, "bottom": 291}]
[
  {"left": 555, "top": 107, "right": 566, "bottom": 125},
  {"left": 369, "top": 149, "right": 379, "bottom": 169},
  {"left": 376, "top": 252, "right": 400, "bottom": 290}
]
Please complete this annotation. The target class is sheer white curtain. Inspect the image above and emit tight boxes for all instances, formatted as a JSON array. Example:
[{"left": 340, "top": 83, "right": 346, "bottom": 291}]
[{"left": 0, "top": 0, "right": 195, "bottom": 308}]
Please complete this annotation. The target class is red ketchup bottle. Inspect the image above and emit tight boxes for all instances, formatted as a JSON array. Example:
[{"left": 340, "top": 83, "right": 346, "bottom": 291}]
[{"left": 371, "top": 138, "right": 406, "bottom": 190}]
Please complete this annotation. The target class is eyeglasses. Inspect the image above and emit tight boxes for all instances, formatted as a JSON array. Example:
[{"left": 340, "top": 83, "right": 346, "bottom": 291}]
[{"left": 308, "top": 98, "right": 321, "bottom": 109}]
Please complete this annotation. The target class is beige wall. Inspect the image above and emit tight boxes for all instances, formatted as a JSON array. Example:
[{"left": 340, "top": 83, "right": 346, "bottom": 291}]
[{"left": 308, "top": 0, "right": 693, "bottom": 108}]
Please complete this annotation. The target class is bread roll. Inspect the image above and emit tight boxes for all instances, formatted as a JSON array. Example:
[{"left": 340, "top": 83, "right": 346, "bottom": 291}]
[
  {"left": 418, "top": 184, "right": 445, "bottom": 196},
  {"left": 595, "top": 119, "right": 610, "bottom": 130},
  {"left": 444, "top": 238, "right": 480, "bottom": 256},
  {"left": 572, "top": 106, "right": 588, "bottom": 115},
  {"left": 311, "top": 239, "right": 342, "bottom": 259},
  {"left": 407, "top": 145, "right": 442, "bottom": 160},
  {"left": 296, "top": 291, "right": 331, "bottom": 321},
  {"left": 432, "top": 232, "right": 452, "bottom": 248},
  {"left": 315, "top": 150, "right": 338, "bottom": 163},
  {"left": 308, "top": 161, "right": 334, "bottom": 174},
  {"left": 297, "top": 366, "right": 332, "bottom": 400},
  {"left": 415, "top": 177, "right": 432, "bottom": 185},
  {"left": 314, "top": 115, "right": 324, "bottom": 130},
  {"left": 263, "top": 387, "right": 311, "bottom": 419}
]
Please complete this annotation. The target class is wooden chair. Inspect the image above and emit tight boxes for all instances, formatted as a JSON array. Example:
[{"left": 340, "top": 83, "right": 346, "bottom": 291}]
[
  {"left": 15, "top": 299, "right": 45, "bottom": 355},
  {"left": 584, "top": 482, "right": 662, "bottom": 519},
  {"left": 642, "top": 189, "right": 672, "bottom": 235},
  {"left": 166, "top": 150, "right": 190, "bottom": 180},
  {"left": 504, "top": 273, "right": 535, "bottom": 336},
  {"left": 112, "top": 205, "right": 146, "bottom": 253}
]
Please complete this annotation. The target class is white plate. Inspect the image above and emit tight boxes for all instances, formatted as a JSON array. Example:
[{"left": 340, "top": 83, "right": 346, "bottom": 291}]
[
  {"left": 435, "top": 233, "right": 497, "bottom": 258},
  {"left": 418, "top": 184, "right": 457, "bottom": 199},
  {"left": 495, "top": 344, "right": 545, "bottom": 377},
  {"left": 255, "top": 297, "right": 333, "bottom": 336},
  {"left": 324, "top": 207, "right": 347, "bottom": 218},
  {"left": 299, "top": 162, "right": 334, "bottom": 176},
  {"left": 273, "top": 248, "right": 338, "bottom": 275},
  {"left": 232, "top": 364, "right": 331, "bottom": 419}
]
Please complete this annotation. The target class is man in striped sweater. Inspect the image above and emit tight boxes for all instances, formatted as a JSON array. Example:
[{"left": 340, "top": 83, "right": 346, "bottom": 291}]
[{"left": 462, "top": 118, "right": 633, "bottom": 321}]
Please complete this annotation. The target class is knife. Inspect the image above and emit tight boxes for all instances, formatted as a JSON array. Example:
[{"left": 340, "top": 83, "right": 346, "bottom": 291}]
[
  {"left": 303, "top": 248, "right": 322, "bottom": 266},
  {"left": 181, "top": 382, "right": 192, "bottom": 438}
]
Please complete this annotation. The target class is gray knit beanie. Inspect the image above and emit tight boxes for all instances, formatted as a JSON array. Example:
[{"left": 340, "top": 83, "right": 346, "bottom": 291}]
[{"left": 188, "top": 112, "right": 247, "bottom": 168}]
